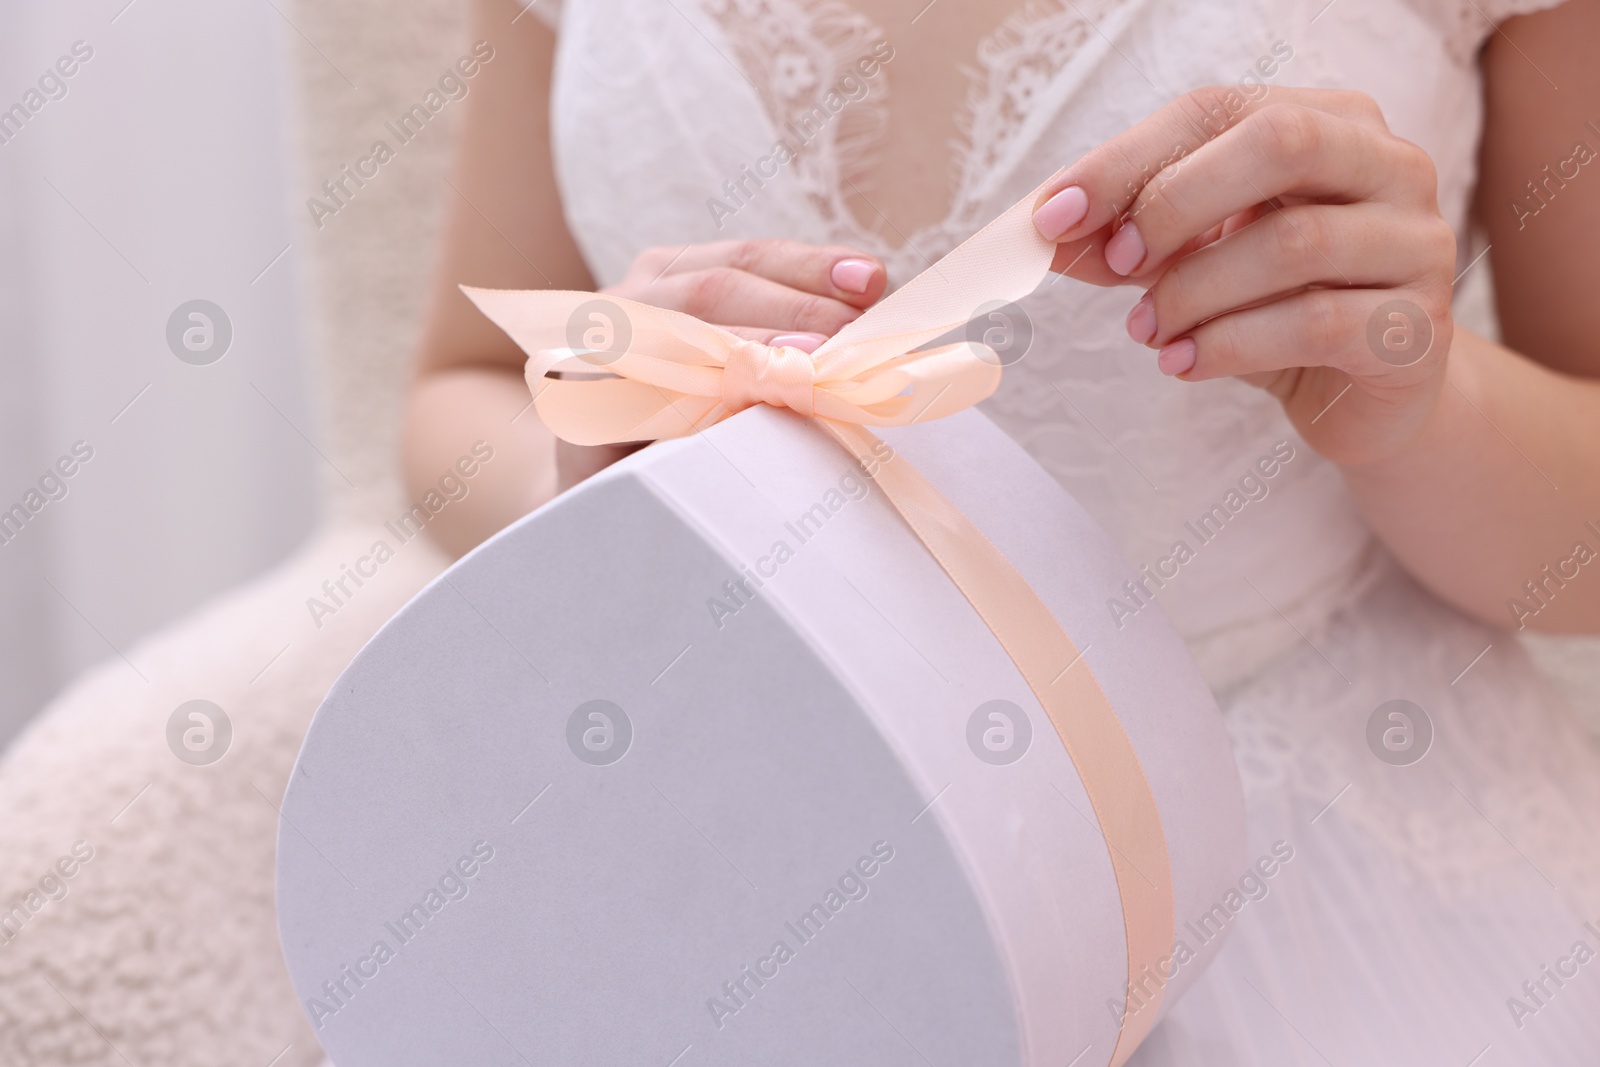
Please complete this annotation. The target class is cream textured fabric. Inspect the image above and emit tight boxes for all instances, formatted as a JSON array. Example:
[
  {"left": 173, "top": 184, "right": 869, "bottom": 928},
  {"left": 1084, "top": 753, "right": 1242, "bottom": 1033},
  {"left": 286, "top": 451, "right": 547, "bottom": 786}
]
[{"left": 0, "top": 1, "right": 464, "bottom": 1063}]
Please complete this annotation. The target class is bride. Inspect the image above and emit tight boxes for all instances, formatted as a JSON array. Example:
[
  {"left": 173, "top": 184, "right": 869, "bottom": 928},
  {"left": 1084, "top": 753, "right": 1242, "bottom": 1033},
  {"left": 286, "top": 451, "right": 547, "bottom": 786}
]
[{"left": 406, "top": 0, "right": 1600, "bottom": 1062}]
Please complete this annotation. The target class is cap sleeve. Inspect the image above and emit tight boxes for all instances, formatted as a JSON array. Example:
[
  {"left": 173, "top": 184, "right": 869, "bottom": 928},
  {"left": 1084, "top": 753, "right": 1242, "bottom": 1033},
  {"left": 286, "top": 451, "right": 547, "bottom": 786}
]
[{"left": 1426, "top": 0, "right": 1570, "bottom": 63}]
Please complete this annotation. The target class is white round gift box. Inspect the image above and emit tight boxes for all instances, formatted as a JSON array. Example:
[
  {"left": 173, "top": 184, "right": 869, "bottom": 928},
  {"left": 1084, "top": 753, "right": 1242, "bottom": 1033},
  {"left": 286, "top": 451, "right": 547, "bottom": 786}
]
[{"left": 277, "top": 406, "right": 1246, "bottom": 1067}]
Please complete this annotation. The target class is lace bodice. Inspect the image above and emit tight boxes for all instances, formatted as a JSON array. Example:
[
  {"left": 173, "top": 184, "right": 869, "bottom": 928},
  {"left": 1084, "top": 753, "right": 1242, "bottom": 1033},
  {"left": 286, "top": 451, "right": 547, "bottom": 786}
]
[{"left": 542, "top": 0, "right": 1561, "bottom": 690}]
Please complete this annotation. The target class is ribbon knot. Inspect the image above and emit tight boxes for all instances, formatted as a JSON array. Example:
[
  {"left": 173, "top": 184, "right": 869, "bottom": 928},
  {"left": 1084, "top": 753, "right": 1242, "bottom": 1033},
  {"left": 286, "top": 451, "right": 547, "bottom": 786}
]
[{"left": 721, "top": 339, "right": 816, "bottom": 416}]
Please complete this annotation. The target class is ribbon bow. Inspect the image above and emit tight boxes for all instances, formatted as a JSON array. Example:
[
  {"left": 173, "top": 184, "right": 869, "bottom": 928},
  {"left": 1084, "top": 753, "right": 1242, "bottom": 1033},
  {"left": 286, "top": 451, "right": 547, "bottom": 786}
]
[
  {"left": 457, "top": 286, "right": 1005, "bottom": 445},
  {"left": 465, "top": 178, "right": 1173, "bottom": 1067},
  {"left": 461, "top": 182, "right": 1064, "bottom": 448}
]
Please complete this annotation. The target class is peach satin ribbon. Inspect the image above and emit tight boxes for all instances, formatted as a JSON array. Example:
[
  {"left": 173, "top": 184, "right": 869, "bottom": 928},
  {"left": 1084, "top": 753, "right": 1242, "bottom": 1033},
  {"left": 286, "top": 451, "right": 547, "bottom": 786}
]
[{"left": 464, "top": 179, "right": 1173, "bottom": 1067}]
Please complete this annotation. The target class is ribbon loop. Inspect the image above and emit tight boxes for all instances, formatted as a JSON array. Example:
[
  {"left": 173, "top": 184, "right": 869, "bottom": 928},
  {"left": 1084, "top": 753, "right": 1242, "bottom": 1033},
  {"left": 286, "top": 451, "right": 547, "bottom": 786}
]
[{"left": 722, "top": 339, "right": 816, "bottom": 416}]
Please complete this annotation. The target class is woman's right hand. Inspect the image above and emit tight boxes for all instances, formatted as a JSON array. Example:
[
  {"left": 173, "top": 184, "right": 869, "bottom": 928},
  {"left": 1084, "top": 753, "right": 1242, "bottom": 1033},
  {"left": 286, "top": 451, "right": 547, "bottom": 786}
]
[{"left": 557, "top": 238, "right": 888, "bottom": 489}]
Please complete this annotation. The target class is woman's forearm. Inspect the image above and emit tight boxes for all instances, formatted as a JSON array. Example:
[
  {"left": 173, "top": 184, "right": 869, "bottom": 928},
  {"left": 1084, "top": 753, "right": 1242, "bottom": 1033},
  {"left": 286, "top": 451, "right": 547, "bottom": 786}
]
[
  {"left": 1343, "top": 327, "right": 1600, "bottom": 633},
  {"left": 403, "top": 366, "right": 557, "bottom": 558}
]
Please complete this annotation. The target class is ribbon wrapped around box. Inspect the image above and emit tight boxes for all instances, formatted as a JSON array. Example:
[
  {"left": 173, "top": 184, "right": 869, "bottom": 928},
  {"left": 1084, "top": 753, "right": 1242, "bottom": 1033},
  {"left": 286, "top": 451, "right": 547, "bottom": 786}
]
[{"left": 276, "top": 178, "right": 1246, "bottom": 1067}]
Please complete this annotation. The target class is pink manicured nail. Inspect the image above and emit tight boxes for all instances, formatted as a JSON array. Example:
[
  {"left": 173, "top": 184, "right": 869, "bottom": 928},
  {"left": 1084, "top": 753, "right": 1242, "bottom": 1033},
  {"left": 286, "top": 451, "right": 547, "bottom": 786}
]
[
  {"left": 772, "top": 332, "right": 827, "bottom": 353},
  {"left": 1105, "top": 222, "right": 1147, "bottom": 276},
  {"left": 1033, "top": 185, "right": 1089, "bottom": 240},
  {"left": 1125, "top": 294, "right": 1157, "bottom": 345},
  {"left": 1157, "top": 338, "right": 1196, "bottom": 377},
  {"left": 831, "top": 258, "right": 877, "bottom": 294}
]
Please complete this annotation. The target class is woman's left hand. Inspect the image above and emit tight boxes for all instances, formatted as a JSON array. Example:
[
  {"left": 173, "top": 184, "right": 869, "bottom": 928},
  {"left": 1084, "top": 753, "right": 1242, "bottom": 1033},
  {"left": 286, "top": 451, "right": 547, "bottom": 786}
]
[{"left": 1031, "top": 86, "right": 1458, "bottom": 467}]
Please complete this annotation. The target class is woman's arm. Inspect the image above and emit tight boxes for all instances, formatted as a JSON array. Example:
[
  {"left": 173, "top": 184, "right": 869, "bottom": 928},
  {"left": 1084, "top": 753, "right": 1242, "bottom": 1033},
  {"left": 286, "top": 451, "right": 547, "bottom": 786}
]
[
  {"left": 1029, "top": 0, "right": 1600, "bottom": 634},
  {"left": 1477, "top": 2, "right": 1600, "bottom": 374},
  {"left": 403, "top": 0, "right": 591, "bottom": 558},
  {"left": 1343, "top": 0, "right": 1600, "bottom": 634},
  {"left": 404, "top": 0, "right": 889, "bottom": 557},
  {"left": 1343, "top": 330, "right": 1600, "bottom": 633}
]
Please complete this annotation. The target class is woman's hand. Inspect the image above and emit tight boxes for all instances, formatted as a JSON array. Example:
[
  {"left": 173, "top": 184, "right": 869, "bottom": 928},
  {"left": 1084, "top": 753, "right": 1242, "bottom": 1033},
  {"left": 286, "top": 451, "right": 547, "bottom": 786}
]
[
  {"left": 557, "top": 239, "right": 887, "bottom": 488},
  {"left": 1032, "top": 86, "right": 1457, "bottom": 467}
]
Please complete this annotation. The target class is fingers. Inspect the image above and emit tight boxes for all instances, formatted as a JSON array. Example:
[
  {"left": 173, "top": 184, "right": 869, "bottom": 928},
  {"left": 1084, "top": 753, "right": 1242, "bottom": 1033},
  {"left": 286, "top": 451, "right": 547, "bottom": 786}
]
[
  {"left": 615, "top": 238, "right": 886, "bottom": 339},
  {"left": 1104, "top": 108, "right": 1431, "bottom": 279},
  {"left": 551, "top": 321, "right": 829, "bottom": 494},
  {"left": 651, "top": 267, "right": 866, "bottom": 337},
  {"left": 1048, "top": 230, "right": 1122, "bottom": 286},
  {"left": 1031, "top": 87, "right": 1389, "bottom": 243},
  {"left": 1155, "top": 287, "right": 1448, "bottom": 383},
  {"left": 719, "top": 326, "right": 830, "bottom": 353},
  {"left": 1031, "top": 88, "right": 1417, "bottom": 291},
  {"left": 1132, "top": 203, "right": 1456, "bottom": 346},
  {"left": 1051, "top": 222, "right": 1242, "bottom": 287},
  {"left": 632, "top": 238, "right": 887, "bottom": 307}
]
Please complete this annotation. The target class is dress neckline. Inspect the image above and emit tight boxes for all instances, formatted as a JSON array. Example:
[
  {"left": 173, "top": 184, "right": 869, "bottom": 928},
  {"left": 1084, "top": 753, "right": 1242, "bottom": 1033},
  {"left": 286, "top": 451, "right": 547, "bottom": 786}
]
[{"left": 700, "top": 0, "right": 1149, "bottom": 276}]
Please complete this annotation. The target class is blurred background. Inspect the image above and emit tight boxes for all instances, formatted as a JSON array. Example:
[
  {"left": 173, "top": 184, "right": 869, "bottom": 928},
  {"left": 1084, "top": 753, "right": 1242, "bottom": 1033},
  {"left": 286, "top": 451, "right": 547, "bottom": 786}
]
[
  {"left": 0, "top": 0, "right": 316, "bottom": 745},
  {"left": 0, "top": 3, "right": 464, "bottom": 1057}
]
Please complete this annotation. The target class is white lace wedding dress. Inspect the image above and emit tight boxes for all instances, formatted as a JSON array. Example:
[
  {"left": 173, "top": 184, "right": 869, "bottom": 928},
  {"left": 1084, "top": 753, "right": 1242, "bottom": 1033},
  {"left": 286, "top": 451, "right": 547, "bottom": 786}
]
[{"left": 532, "top": 0, "right": 1600, "bottom": 1062}]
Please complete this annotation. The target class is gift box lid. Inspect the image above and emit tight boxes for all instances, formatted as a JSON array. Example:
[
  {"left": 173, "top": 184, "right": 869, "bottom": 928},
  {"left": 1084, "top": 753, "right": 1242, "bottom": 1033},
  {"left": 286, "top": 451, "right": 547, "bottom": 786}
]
[{"left": 277, "top": 405, "right": 1245, "bottom": 1067}]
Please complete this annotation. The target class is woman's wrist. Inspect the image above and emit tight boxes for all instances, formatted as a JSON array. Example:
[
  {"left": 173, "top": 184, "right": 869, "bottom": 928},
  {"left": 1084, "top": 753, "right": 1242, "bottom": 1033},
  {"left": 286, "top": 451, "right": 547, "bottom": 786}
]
[
  {"left": 1335, "top": 326, "right": 1479, "bottom": 481},
  {"left": 1338, "top": 328, "right": 1600, "bottom": 631}
]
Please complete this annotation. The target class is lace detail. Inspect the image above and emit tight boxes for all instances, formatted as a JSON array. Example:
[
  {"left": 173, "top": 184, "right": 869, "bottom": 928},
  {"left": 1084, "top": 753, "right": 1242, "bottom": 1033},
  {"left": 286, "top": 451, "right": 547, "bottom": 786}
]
[
  {"left": 702, "top": 0, "right": 1143, "bottom": 281},
  {"left": 1220, "top": 552, "right": 1600, "bottom": 909},
  {"left": 701, "top": 0, "right": 891, "bottom": 246},
  {"left": 948, "top": 0, "right": 1134, "bottom": 235}
]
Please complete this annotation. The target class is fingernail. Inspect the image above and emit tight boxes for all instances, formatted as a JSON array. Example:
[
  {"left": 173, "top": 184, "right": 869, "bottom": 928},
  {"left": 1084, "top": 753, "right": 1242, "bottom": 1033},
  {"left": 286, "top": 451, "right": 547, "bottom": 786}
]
[
  {"left": 1105, "top": 222, "right": 1147, "bottom": 276},
  {"left": 1125, "top": 293, "right": 1157, "bottom": 345},
  {"left": 772, "top": 332, "right": 827, "bottom": 353},
  {"left": 1157, "top": 338, "right": 1196, "bottom": 377},
  {"left": 831, "top": 258, "right": 877, "bottom": 294},
  {"left": 1033, "top": 185, "right": 1089, "bottom": 240}
]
